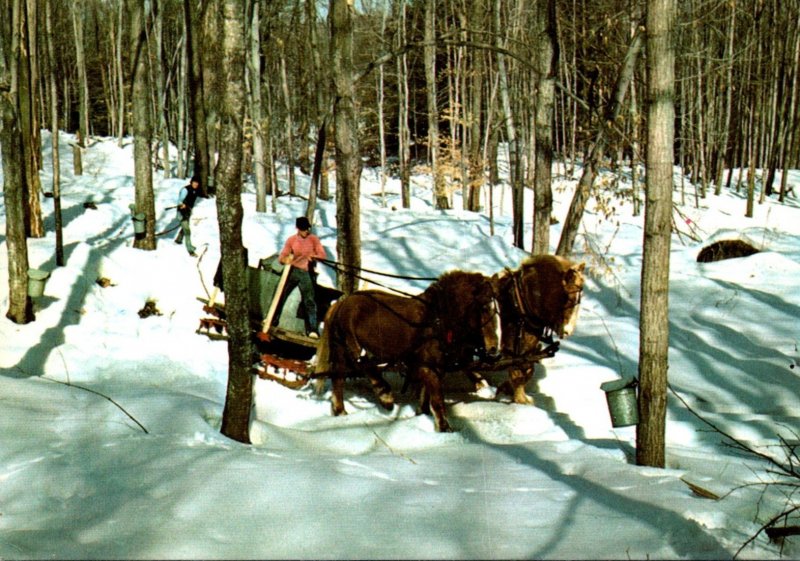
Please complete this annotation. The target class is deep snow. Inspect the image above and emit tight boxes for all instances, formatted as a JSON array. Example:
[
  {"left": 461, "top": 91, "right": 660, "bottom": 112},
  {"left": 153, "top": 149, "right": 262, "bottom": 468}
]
[{"left": 1, "top": 132, "right": 799, "bottom": 559}]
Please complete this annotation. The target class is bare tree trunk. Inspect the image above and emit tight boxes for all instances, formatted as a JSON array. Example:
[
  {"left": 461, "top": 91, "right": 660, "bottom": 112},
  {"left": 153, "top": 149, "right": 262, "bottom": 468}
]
[
  {"left": 279, "top": 47, "right": 296, "bottom": 196},
  {"left": 376, "top": 5, "right": 389, "bottom": 208},
  {"left": 424, "top": 0, "right": 448, "bottom": 210},
  {"left": 185, "top": 0, "right": 210, "bottom": 194},
  {"left": 18, "top": 0, "right": 43, "bottom": 238},
  {"left": 714, "top": 0, "right": 736, "bottom": 195},
  {"left": 493, "top": 0, "right": 522, "bottom": 247},
  {"left": 395, "top": 0, "right": 411, "bottom": 208},
  {"left": 247, "top": 0, "right": 267, "bottom": 212},
  {"left": 1, "top": 0, "right": 34, "bottom": 323},
  {"left": 152, "top": 0, "right": 171, "bottom": 178},
  {"left": 307, "top": 0, "right": 326, "bottom": 207},
  {"left": 116, "top": 0, "right": 125, "bottom": 143},
  {"left": 779, "top": 9, "right": 800, "bottom": 203},
  {"left": 763, "top": 20, "right": 785, "bottom": 198},
  {"left": 128, "top": 0, "right": 156, "bottom": 250},
  {"left": 465, "top": 0, "right": 484, "bottom": 213},
  {"left": 176, "top": 26, "right": 187, "bottom": 177},
  {"left": 626, "top": 4, "right": 644, "bottom": 216},
  {"left": 531, "top": 0, "right": 558, "bottom": 255},
  {"left": 72, "top": 0, "right": 90, "bottom": 146},
  {"left": 691, "top": 10, "right": 708, "bottom": 198},
  {"left": 556, "top": 23, "right": 644, "bottom": 257},
  {"left": 637, "top": 0, "right": 675, "bottom": 469},
  {"left": 214, "top": 0, "right": 252, "bottom": 445},
  {"left": 1, "top": 98, "right": 34, "bottom": 324},
  {"left": 330, "top": 0, "right": 362, "bottom": 294},
  {"left": 45, "top": 0, "right": 63, "bottom": 266}
]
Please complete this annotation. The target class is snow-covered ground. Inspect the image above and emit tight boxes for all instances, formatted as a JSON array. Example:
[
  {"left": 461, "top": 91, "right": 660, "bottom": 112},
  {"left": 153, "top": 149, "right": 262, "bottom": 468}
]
[{"left": 1, "top": 132, "right": 799, "bottom": 559}]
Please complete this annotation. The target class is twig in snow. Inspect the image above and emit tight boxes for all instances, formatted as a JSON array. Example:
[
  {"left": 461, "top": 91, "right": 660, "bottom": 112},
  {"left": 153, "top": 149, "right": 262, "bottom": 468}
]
[
  {"left": 42, "top": 376, "right": 149, "bottom": 434},
  {"left": 372, "top": 430, "right": 416, "bottom": 464}
]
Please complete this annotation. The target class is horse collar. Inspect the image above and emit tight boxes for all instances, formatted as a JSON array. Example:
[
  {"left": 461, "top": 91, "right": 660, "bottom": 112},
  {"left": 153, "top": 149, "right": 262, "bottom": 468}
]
[{"left": 511, "top": 269, "right": 547, "bottom": 333}]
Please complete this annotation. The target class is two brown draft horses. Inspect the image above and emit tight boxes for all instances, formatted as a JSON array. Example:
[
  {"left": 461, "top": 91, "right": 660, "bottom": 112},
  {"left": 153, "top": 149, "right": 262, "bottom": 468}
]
[
  {"left": 469, "top": 254, "right": 585, "bottom": 405},
  {"left": 314, "top": 271, "right": 501, "bottom": 432}
]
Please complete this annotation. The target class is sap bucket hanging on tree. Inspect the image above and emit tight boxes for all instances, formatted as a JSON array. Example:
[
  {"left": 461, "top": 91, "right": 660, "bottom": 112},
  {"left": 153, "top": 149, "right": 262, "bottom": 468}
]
[
  {"left": 129, "top": 204, "right": 146, "bottom": 238},
  {"left": 27, "top": 268, "right": 51, "bottom": 298},
  {"left": 600, "top": 377, "right": 639, "bottom": 427}
]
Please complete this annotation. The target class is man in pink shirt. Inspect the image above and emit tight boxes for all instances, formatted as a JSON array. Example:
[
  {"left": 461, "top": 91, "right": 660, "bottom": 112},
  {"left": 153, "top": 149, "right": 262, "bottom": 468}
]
[{"left": 275, "top": 216, "right": 328, "bottom": 337}]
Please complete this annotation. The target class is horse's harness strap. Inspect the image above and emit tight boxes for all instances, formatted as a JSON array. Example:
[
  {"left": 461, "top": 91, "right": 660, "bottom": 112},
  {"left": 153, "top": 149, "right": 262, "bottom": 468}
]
[{"left": 511, "top": 269, "right": 548, "bottom": 335}]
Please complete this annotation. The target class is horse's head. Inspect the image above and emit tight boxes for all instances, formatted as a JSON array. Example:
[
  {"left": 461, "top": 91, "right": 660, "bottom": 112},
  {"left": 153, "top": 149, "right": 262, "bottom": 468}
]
[
  {"left": 474, "top": 274, "right": 502, "bottom": 360},
  {"left": 429, "top": 271, "right": 501, "bottom": 360},
  {"left": 514, "top": 255, "right": 585, "bottom": 339}
]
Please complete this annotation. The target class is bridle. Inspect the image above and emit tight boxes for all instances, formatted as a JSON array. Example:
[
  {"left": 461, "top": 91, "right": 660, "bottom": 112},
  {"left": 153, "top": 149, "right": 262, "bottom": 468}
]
[
  {"left": 444, "top": 277, "right": 502, "bottom": 365},
  {"left": 506, "top": 266, "right": 583, "bottom": 345}
]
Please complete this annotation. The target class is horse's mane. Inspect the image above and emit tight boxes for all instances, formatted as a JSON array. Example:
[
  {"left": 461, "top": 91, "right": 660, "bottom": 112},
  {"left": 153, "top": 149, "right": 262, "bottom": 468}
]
[
  {"left": 519, "top": 254, "right": 572, "bottom": 274},
  {"left": 422, "top": 270, "right": 488, "bottom": 332}
]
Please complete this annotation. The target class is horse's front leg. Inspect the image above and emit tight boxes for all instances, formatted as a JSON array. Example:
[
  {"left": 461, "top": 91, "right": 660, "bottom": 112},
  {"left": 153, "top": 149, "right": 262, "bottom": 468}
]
[
  {"left": 416, "top": 366, "right": 451, "bottom": 432},
  {"left": 465, "top": 370, "right": 491, "bottom": 393},
  {"left": 331, "top": 375, "right": 348, "bottom": 416},
  {"left": 366, "top": 368, "right": 395, "bottom": 411},
  {"left": 498, "top": 366, "right": 535, "bottom": 405}
]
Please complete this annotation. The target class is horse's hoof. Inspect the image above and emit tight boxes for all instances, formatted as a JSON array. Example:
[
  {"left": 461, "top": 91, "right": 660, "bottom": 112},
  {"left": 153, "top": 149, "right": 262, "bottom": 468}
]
[
  {"left": 312, "top": 379, "right": 327, "bottom": 396},
  {"left": 379, "top": 397, "right": 395, "bottom": 411},
  {"left": 496, "top": 381, "right": 512, "bottom": 396},
  {"left": 436, "top": 422, "right": 453, "bottom": 433},
  {"left": 514, "top": 395, "right": 535, "bottom": 406}
]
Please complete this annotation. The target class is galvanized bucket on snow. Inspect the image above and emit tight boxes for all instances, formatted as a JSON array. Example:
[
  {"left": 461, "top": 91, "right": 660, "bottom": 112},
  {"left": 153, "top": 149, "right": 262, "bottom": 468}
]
[
  {"left": 27, "top": 268, "right": 51, "bottom": 298},
  {"left": 600, "top": 377, "right": 639, "bottom": 427}
]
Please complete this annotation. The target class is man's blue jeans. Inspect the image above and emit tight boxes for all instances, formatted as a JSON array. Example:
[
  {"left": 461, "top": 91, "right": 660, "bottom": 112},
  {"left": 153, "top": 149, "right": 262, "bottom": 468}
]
[{"left": 275, "top": 267, "right": 318, "bottom": 333}]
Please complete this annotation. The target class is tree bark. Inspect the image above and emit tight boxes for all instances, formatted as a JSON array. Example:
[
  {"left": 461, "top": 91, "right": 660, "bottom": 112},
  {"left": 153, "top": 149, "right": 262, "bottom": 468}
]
[
  {"left": 279, "top": 45, "right": 296, "bottom": 196},
  {"left": 152, "top": 0, "right": 171, "bottom": 178},
  {"left": 1, "top": 115, "right": 33, "bottom": 323},
  {"left": 128, "top": 0, "right": 156, "bottom": 251},
  {"left": 1, "top": 58, "right": 34, "bottom": 323},
  {"left": 330, "top": 0, "right": 362, "bottom": 294},
  {"left": 185, "top": 0, "right": 210, "bottom": 195},
  {"left": 45, "top": 0, "right": 63, "bottom": 266},
  {"left": 214, "top": 0, "right": 251, "bottom": 444},
  {"left": 424, "top": 0, "right": 449, "bottom": 210},
  {"left": 246, "top": 0, "right": 267, "bottom": 213},
  {"left": 714, "top": 0, "right": 736, "bottom": 195},
  {"left": 18, "top": 0, "right": 43, "bottom": 238},
  {"left": 395, "top": 0, "right": 411, "bottom": 209},
  {"left": 531, "top": 0, "right": 558, "bottom": 255},
  {"left": 636, "top": 0, "right": 676, "bottom": 469},
  {"left": 493, "top": 0, "right": 522, "bottom": 246},
  {"left": 72, "top": 0, "right": 90, "bottom": 147}
]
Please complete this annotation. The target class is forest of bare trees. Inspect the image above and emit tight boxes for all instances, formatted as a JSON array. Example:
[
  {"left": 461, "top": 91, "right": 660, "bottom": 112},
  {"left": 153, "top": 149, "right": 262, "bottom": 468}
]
[
  {"left": 3, "top": 0, "right": 797, "bottom": 230},
  {"left": 0, "top": 0, "right": 794, "bottom": 450}
]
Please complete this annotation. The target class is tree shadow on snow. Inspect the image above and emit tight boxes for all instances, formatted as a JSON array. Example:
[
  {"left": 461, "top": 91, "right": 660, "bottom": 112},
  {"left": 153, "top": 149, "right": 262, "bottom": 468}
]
[{"left": 5, "top": 214, "right": 131, "bottom": 379}]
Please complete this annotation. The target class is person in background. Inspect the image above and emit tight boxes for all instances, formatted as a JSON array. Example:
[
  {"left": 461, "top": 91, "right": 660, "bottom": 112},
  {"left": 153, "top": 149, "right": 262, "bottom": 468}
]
[
  {"left": 175, "top": 176, "right": 200, "bottom": 256},
  {"left": 275, "top": 216, "right": 327, "bottom": 338}
]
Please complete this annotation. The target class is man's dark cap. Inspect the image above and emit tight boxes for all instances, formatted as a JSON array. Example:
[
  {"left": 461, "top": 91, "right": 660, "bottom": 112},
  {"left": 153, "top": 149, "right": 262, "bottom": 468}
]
[{"left": 295, "top": 216, "right": 311, "bottom": 230}]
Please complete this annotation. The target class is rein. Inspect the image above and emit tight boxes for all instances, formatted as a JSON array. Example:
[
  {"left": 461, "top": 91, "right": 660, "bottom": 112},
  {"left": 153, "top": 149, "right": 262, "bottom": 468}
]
[{"left": 318, "top": 258, "right": 437, "bottom": 298}]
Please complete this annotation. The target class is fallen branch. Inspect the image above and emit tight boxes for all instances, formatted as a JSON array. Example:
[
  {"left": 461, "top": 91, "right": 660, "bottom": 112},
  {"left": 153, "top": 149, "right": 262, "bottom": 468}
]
[
  {"left": 43, "top": 376, "right": 149, "bottom": 434},
  {"left": 765, "top": 526, "right": 800, "bottom": 540},
  {"left": 680, "top": 477, "right": 721, "bottom": 500}
]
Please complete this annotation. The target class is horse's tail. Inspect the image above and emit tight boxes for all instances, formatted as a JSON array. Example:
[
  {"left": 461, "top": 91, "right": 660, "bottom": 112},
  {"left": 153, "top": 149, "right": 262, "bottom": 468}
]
[{"left": 313, "top": 299, "right": 340, "bottom": 377}]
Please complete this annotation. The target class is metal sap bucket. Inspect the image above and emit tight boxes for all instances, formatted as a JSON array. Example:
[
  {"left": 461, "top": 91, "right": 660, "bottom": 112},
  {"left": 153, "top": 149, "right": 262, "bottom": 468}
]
[
  {"left": 600, "top": 377, "right": 639, "bottom": 427},
  {"left": 132, "top": 212, "right": 146, "bottom": 234},
  {"left": 27, "top": 268, "right": 51, "bottom": 298}
]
